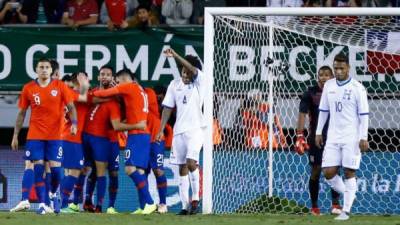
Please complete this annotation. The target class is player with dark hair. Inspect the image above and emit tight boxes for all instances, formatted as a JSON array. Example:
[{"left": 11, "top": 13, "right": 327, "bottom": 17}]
[
  {"left": 11, "top": 58, "right": 77, "bottom": 215},
  {"left": 59, "top": 71, "right": 90, "bottom": 213},
  {"left": 156, "top": 49, "right": 205, "bottom": 215},
  {"left": 93, "top": 69, "right": 157, "bottom": 214},
  {"left": 316, "top": 53, "right": 369, "bottom": 220},
  {"left": 50, "top": 59, "right": 61, "bottom": 80},
  {"left": 296, "top": 65, "right": 341, "bottom": 215}
]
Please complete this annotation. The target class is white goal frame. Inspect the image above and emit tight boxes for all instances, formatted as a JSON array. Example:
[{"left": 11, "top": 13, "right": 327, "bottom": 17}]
[{"left": 202, "top": 7, "right": 400, "bottom": 214}]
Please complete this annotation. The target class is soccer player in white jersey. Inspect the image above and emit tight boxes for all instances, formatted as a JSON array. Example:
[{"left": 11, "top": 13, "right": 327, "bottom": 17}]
[
  {"left": 316, "top": 53, "right": 369, "bottom": 220},
  {"left": 156, "top": 48, "right": 205, "bottom": 215}
]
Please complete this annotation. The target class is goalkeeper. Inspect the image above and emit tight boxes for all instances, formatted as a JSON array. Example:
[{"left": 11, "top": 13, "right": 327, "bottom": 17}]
[{"left": 295, "top": 66, "right": 341, "bottom": 215}]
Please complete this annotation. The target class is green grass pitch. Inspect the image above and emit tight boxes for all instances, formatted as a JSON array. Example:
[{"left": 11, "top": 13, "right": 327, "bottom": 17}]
[{"left": 1, "top": 212, "right": 400, "bottom": 225}]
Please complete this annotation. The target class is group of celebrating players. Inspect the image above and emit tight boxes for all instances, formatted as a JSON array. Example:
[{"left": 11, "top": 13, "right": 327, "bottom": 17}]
[
  {"left": 9, "top": 48, "right": 205, "bottom": 216},
  {"left": 7, "top": 47, "right": 368, "bottom": 221}
]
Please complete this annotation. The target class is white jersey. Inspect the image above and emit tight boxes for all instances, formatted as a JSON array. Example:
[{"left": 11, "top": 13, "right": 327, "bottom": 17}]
[
  {"left": 162, "top": 69, "right": 207, "bottom": 135},
  {"left": 317, "top": 78, "right": 369, "bottom": 144}
]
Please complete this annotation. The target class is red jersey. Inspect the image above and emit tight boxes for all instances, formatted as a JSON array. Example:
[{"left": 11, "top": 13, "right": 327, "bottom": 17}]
[
  {"left": 84, "top": 100, "right": 121, "bottom": 138},
  {"left": 62, "top": 90, "right": 90, "bottom": 143},
  {"left": 18, "top": 79, "right": 74, "bottom": 140},
  {"left": 147, "top": 113, "right": 162, "bottom": 143},
  {"left": 144, "top": 88, "right": 162, "bottom": 142},
  {"left": 145, "top": 87, "right": 160, "bottom": 118},
  {"left": 65, "top": 0, "right": 98, "bottom": 22},
  {"left": 164, "top": 124, "right": 173, "bottom": 148},
  {"left": 105, "top": 0, "right": 126, "bottom": 25},
  {"left": 93, "top": 82, "right": 149, "bottom": 135}
]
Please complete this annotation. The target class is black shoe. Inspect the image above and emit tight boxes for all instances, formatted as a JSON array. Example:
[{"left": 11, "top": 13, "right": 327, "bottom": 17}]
[
  {"left": 176, "top": 209, "right": 189, "bottom": 215},
  {"left": 189, "top": 200, "right": 199, "bottom": 215},
  {"left": 83, "top": 201, "right": 95, "bottom": 213},
  {"left": 95, "top": 205, "right": 102, "bottom": 213}
]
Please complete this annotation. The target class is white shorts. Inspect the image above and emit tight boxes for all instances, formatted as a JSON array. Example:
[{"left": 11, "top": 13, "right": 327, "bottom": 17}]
[
  {"left": 170, "top": 129, "right": 203, "bottom": 165},
  {"left": 321, "top": 142, "right": 362, "bottom": 170}
]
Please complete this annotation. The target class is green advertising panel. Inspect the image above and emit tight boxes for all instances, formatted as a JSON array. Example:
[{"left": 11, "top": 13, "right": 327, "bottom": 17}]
[
  {"left": 0, "top": 26, "right": 204, "bottom": 91},
  {"left": 1, "top": 26, "right": 399, "bottom": 93}
]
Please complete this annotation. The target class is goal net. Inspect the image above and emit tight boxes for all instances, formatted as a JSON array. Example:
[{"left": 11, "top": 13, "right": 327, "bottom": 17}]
[{"left": 203, "top": 8, "right": 400, "bottom": 215}]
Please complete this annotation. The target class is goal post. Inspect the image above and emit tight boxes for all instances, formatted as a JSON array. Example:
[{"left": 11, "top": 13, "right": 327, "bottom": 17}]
[{"left": 203, "top": 7, "right": 400, "bottom": 215}]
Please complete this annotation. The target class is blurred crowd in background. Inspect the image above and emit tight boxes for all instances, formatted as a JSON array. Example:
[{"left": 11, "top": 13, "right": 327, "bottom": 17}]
[{"left": 0, "top": 0, "right": 398, "bottom": 29}]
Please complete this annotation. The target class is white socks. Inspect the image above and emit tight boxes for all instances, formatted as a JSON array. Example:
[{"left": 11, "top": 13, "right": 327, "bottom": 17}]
[
  {"left": 326, "top": 175, "right": 345, "bottom": 194},
  {"left": 179, "top": 175, "right": 190, "bottom": 210},
  {"left": 189, "top": 168, "right": 200, "bottom": 201},
  {"left": 343, "top": 177, "right": 357, "bottom": 213}
]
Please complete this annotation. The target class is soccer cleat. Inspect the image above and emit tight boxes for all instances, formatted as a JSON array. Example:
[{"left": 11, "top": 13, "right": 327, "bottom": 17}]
[
  {"left": 334, "top": 211, "right": 350, "bottom": 221},
  {"left": 68, "top": 203, "right": 80, "bottom": 212},
  {"left": 36, "top": 203, "right": 47, "bottom": 215},
  {"left": 189, "top": 200, "right": 199, "bottom": 215},
  {"left": 106, "top": 207, "right": 118, "bottom": 214},
  {"left": 10, "top": 200, "right": 30, "bottom": 212},
  {"left": 331, "top": 204, "right": 342, "bottom": 215},
  {"left": 83, "top": 201, "right": 95, "bottom": 213},
  {"left": 60, "top": 207, "right": 78, "bottom": 213},
  {"left": 310, "top": 207, "right": 321, "bottom": 216},
  {"left": 176, "top": 209, "right": 189, "bottom": 215},
  {"left": 131, "top": 208, "right": 143, "bottom": 215},
  {"left": 44, "top": 204, "right": 54, "bottom": 214},
  {"left": 142, "top": 204, "right": 157, "bottom": 215},
  {"left": 95, "top": 205, "right": 102, "bottom": 213},
  {"left": 157, "top": 204, "right": 168, "bottom": 214}
]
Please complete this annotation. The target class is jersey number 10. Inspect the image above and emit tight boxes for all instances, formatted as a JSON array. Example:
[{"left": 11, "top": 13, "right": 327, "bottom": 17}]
[
  {"left": 335, "top": 101, "right": 343, "bottom": 112},
  {"left": 140, "top": 92, "right": 149, "bottom": 113}
]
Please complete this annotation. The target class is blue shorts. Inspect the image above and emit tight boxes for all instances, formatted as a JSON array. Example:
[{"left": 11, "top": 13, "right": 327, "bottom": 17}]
[
  {"left": 82, "top": 133, "right": 95, "bottom": 167},
  {"left": 125, "top": 134, "right": 151, "bottom": 169},
  {"left": 149, "top": 141, "right": 165, "bottom": 169},
  {"left": 83, "top": 133, "right": 112, "bottom": 163},
  {"left": 108, "top": 142, "right": 120, "bottom": 171},
  {"left": 62, "top": 141, "right": 84, "bottom": 169},
  {"left": 25, "top": 140, "right": 63, "bottom": 162}
]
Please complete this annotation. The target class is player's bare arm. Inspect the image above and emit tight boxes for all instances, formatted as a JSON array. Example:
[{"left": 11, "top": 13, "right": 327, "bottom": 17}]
[
  {"left": 359, "top": 139, "right": 369, "bottom": 152},
  {"left": 11, "top": 109, "right": 27, "bottom": 150},
  {"left": 296, "top": 112, "right": 307, "bottom": 132},
  {"left": 75, "top": 73, "right": 90, "bottom": 102},
  {"left": 66, "top": 102, "right": 78, "bottom": 135},
  {"left": 156, "top": 107, "right": 173, "bottom": 141},
  {"left": 111, "top": 119, "right": 146, "bottom": 131},
  {"left": 315, "top": 135, "right": 324, "bottom": 149},
  {"left": 164, "top": 48, "right": 198, "bottom": 76}
]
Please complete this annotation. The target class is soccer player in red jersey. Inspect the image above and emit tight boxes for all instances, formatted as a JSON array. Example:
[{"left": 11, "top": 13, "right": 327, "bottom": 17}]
[
  {"left": 75, "top": 66, "right": 145, "bottom": 213},
  {"left": 11, "top": 58, "right": 77, "bottom": 215},
  {"left": 145, "top": 87, "right": 168, "bottom": 213},
  {"left": 10, "top": 59, "right": 64, "bottom": 213},
  {"left": 93, "top": 69, "right": 157, "bottom": 214},
  {"left": 59, "top": 72, "right": 91, "bottom": 213}
]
